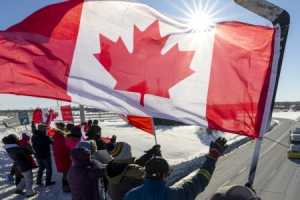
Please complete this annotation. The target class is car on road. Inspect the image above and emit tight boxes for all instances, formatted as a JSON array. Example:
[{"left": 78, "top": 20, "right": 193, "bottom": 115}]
[{"left": 287, "top": 128, "right": 300, "bottom": 158}]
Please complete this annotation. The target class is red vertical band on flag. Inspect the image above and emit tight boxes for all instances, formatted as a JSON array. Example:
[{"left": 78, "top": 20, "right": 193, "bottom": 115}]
[
  {"left": 60, "top": 105, "right": 73, "bottom": 122},
  {"left": 127, "top": 115, "right": 154, "bottom": 135},
  {"left": 206, "top": 22, "right": 275, "bottom": 138},
  {"left": 0, "top": 0, "right": 83, "bottom": 101},
  {"left": 32, "top": 108, "right": 43, "bottom": 124}
]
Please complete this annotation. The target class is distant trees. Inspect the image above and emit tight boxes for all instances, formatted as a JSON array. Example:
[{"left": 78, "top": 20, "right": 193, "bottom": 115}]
[{"left": 274, "top": 101, "right": 300, "bottom": 110}]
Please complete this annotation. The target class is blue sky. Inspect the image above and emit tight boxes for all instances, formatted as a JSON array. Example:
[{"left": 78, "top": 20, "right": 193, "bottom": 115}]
[{"left": 0, "top": 0, "right": 299, "bottom": 110}]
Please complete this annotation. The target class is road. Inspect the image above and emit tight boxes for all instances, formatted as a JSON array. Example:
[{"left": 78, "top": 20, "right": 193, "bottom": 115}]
[{"left": 196, "top": 118, "right": 300, "bottom": 200}]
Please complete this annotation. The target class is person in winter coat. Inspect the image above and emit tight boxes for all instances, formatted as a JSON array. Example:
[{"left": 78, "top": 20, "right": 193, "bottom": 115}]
[
  {"left": 55, "top": 122, "right": 65, "bottom": 131},
  {"left": 65, "top": 123, "right": 75, "bottom": 133},
  {"left": 86, "top": 125, "right": 106, "bottom": 151},
  {"left": 65, "top": 126, "right": 82, "bottom": 150},
  {"left": 10, "top": 162, "right": 24, "bottom": 186},
  {"left": 31, "top": 121, "right": 37, "bottom": 134},
  {"left": 68, "top": 147, "right": 106, "bottom": 200},
  {"left": 2, "top": 134, "right": 38, "bottom": 198},
  {"left": 105, "top": 142, "right": 161, "bottom": 200},
  {"left": 124, "top": 137, "right": 228, "bottom": 200},
  {"left": 76, "top": 140, "right": 106, "bottom": 200},
  {"left": 52, "top": 128, "right": 72, "bottom": 192},
  {"left": 18, "top": 133, "right": 38, "bottom": 168},
  {"left": 88, "top": 120, "right": 93, "bottom": 128},
  {"left": 31, "top": 124, "right": 55, "bottom": 186}
]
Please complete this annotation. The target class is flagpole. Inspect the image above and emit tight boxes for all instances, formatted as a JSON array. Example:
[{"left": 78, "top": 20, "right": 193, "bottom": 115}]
[
  {"left": 79, "top": 105, "right": 85, "bottom": 123},
  {"left": 151, "top": 117, "right": 157, "bottom": 145},
  {"left": 234, "top": 0, "right": 290, "bottom": 188}
]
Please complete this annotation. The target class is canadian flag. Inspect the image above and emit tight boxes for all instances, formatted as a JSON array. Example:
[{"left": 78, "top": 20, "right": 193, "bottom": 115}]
[
  {"left": 32, "top": 105, "right": 73, "bottom": 124},
  {"left": 0, "top": 1, "right": 280, "bottom": 138},
  {"left": 118, "top": 114, "right": 154, "bottom": 135}
]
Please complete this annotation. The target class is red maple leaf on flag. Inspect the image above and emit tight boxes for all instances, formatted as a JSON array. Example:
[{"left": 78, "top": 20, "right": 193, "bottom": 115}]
[
  {"left": 44, "top": 109, "right": 59, "bottom": 124},
  {"left": 94, "top": 20, "right": 195, "bottom": 106}
]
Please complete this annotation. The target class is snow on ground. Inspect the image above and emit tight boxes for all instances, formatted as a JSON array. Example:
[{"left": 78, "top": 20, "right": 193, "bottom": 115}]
[
  {"left": 272, "top": 110, "right": 300, "bottom": 121},
  {"left": 0, "top": 111, "right": 299, "bottom": 199}
]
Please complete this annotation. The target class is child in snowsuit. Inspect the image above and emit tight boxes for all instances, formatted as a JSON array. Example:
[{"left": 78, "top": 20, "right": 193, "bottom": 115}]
[
  {"left": 18, "top": 133, "right": 38, "bottom": 168},
  {"left": 3, "top": 134, "right": 38, "bottom": 197}
]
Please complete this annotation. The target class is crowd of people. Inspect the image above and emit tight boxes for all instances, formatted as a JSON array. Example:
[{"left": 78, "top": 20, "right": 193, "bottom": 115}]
[{"left": 2, "top": 119, "right": 261, "bottom": 200}]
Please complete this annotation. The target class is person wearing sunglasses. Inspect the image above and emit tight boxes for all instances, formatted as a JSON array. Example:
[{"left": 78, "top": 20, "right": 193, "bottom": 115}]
[{"left": 124, "top": 137, "right": 228, "bottom": 200}]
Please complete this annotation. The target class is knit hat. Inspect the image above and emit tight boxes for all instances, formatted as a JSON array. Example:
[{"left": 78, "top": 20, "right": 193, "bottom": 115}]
[
  {"left": 106, "top": 142, "right": 132, "bottom": 161},
  {"left": 22, "top": 133, "right": 31, "bottom": 141},
  {"left": 93, "top": 120, "right": 99, "bottom": 125},
  {"left": 210, "top": 185, "right": 261, "bottom": 200},
  {"left": 71, "top": 147, "right": 92, "bottom": 167},
  {"left": 76, "top": 140, "right": 97, "bottom": 154},
  {"left": 145, "top": 157, "right": 170, "bottom": 178}
]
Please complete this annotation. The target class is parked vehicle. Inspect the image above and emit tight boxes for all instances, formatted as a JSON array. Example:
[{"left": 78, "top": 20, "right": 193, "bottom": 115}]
[{"left": 287, "top": 128, "right": 300, "bottom": 158}]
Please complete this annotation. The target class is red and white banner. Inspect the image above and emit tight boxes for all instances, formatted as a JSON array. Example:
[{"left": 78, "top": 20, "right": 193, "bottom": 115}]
[
  {"left": 0, "top": 1, "right": 280, "bottom": 138},
  {"left": 32, "top": 105, "right": 73, "bottom": 124},
  {"left": 118, "top": 114, "right": 154, "bottom": 135}
]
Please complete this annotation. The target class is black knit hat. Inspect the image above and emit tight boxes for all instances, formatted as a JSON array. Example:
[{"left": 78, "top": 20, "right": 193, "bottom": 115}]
[{"left": 145, "top": 157, "right": 170, "bottom": 178}]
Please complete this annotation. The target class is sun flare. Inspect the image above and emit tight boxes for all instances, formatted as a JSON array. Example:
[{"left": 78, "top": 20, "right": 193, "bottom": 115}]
[
  {"left": 169, "top": 0, "right": 232, "bottom": 33},
  {"left": 189, "top": 12, "right": 213, "bottom": 32}
]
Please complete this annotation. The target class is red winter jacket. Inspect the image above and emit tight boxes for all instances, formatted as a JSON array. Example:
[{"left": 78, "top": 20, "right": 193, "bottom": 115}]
[
  {"left": 65, "top": 136, "right": 81, "bottom": 150},
  {"left": 52, "top": 129, "right": 72, "bottom": 173}
]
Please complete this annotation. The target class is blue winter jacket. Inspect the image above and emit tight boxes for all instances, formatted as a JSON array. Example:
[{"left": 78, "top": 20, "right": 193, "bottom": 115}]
[{"left": 124, "top": 159, "right": 215, "bottom": 200}]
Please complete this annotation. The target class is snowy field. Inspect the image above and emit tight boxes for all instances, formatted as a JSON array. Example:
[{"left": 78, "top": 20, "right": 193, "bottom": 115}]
[{"left": 0, "top": 111, "right": 300, "bottom": 199}]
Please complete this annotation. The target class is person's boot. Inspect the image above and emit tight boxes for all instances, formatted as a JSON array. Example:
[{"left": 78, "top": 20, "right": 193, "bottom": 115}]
[
  {"left": 14, "top": 189, "right": 25, "bottom": 195},
  {"left": 62, "top": 180, "right": 71, "bottom": 193}
]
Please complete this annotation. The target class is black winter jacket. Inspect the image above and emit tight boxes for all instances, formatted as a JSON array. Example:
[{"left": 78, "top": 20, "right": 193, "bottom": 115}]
[
  {"left": 32, "top": 130, "right": 54, "bottom": 159},
  {"left": 86, "top": 135, "right": 106, "bottom": 151},
  {"left": 4, "top": 144, "right": 33, "bottom": 173}
]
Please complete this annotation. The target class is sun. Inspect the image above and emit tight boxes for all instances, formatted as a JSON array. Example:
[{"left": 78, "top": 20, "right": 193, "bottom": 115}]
[
  {"left": 189, "top": 12, "right": 213, "bottom": 32},
  {"left": 168, "top": 0, "right": 232, "bottom": 33}
]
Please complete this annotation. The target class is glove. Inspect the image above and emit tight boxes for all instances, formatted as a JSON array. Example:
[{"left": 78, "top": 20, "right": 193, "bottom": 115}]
[
  {"left": 152, "top": 145, "right": 162, "bottom": 157},
  {"left": 91, "top": 159, "right": 102, "bottom": 168},
  {"left": 206, "top": 137, "right": 228, "bottom": 162},
  {"left": 110, "top": 135, "right": 117, "bottom": 143},
  {"left": 145, "top": 144, "right": 161, "bottom": 158}
]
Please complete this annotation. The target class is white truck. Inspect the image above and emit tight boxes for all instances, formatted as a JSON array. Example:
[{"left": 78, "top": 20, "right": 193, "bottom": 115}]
[{"left": 287, "top": 128, "right": 300, "bottom": 158}]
